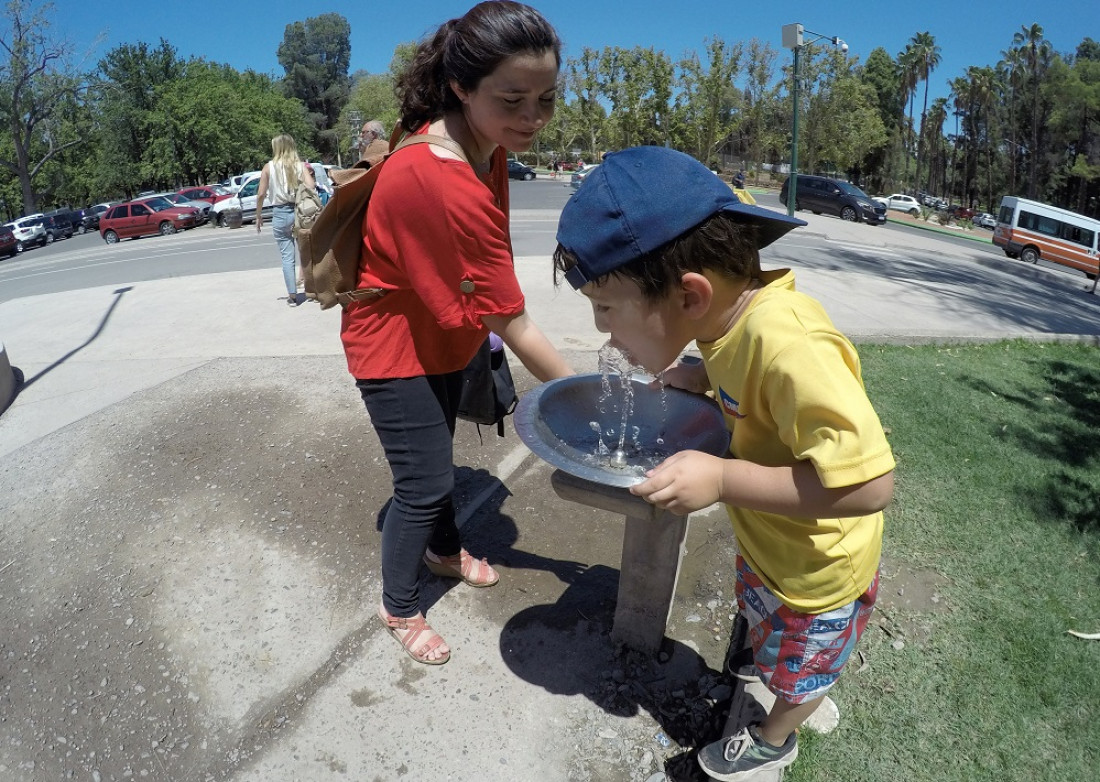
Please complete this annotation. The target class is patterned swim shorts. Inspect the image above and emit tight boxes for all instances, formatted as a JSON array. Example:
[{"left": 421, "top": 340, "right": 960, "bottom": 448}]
[{"left": 736, "top": 555, "right": 879, "bottom": 704}]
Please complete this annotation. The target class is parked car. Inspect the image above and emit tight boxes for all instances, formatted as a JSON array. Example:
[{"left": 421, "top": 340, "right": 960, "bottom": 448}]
[
  {"left": 780, "top": 174, "right": 886, "bottom": 225},
  {"left": 31, "top": 213, "right": 76, "bottom": 243},
  {"left": 148, "top": 192, "right": 210, "bottom": 225},
  {"left": 80, "top": 203, "right": 114, "bottom": 233},
  {"left": 0, "top": 225, "right": 17, "bottom": 259},
  {"left": 98, "top": 196, "right": 201, "bottom": 244},
  {"left": 212, "top": 174, "right": 272, "bottom": 226},
  {"left": 51, "top": 209, "right": 86, "bottom": 236},
  {"left": 507, "top": 160, "right": 536, "bottom": 181},
  {"left": 5, "top": 217, "right": 47, "bottom": 251},
  {"left": 948, "top": 205, "right": 977, "bottom": 221},
  {"left": 873, "top": 193, "right": 923, "bottom": 217},
  {"left": 177, "top": 185, "right": 234, "bottom": 207},
  {"left": 225, "top": 171, "right": 261, "bottom": 194},
  {"left": 569, "top": 165, "right": 600, "bottom": 191},
  {"left": 976, "top": 212, "right": 996, "bottom": 229}
]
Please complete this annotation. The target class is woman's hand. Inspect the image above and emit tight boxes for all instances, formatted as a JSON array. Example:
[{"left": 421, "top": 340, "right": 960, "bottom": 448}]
[{"left": 629, "top": 450, "right": 725, "bottom": 515}]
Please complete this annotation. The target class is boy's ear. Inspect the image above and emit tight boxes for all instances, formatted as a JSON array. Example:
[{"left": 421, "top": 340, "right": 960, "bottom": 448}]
[{"left": 679, "top": 272, "right": 713, "bottom": 319}]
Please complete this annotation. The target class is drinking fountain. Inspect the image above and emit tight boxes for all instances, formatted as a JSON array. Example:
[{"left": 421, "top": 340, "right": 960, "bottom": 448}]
[{"left": 515, "top": 373, "right": 729, "bottom": 652}]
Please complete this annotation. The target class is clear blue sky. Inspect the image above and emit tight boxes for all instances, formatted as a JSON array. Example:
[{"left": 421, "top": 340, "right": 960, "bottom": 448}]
[{"left": 55, "top": 0, "right": 1096, "bottom": 114}]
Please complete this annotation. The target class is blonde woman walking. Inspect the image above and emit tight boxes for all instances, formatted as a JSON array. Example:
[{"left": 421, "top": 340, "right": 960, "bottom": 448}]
[{"left": 256, "top": 134, "right": 316, "bottom": 305}]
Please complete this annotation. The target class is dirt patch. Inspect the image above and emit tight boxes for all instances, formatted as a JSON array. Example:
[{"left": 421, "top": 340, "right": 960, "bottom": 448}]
[{"left": 875, "top": 557, "right": 953, "bottom": 647}]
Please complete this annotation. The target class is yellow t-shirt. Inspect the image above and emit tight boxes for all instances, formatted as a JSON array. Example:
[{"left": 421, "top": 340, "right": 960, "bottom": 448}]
[{"left": 697, "top": 269, "right": 895, "bottom": 613}]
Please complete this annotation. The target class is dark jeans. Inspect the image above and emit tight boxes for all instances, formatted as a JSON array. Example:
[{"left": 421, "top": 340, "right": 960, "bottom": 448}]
[{"left": 357, "top": 372, "right": 465, "bottom": 618}]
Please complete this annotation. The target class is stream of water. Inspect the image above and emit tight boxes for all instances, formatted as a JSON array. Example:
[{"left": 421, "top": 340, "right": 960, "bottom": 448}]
[{"left": 587, "top": 343, "right": 673, "bottom": 477}]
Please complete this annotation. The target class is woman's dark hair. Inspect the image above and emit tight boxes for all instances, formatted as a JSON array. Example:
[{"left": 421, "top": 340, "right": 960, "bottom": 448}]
[
  {"left": 396, "top": 1, "right": 561, "bottom": 131},
  {"left": 553, "top": 213, "right": 763, "bottom": 301}
]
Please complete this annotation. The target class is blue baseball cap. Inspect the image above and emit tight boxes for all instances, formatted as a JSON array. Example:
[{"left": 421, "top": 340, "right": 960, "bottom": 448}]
[{"left": 556, "top": 147, "right": 806, "bottom": 289}]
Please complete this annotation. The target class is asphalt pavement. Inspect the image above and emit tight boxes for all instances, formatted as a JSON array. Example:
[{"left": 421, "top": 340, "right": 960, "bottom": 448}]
[{"left": 1, "top": 211, "right": 1098, "bottom": 782}]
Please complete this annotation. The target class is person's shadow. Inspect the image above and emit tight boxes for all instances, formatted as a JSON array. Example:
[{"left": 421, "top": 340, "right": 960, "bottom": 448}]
[{"left": 372, "top": 465, "right": 738, "bottom": 779}]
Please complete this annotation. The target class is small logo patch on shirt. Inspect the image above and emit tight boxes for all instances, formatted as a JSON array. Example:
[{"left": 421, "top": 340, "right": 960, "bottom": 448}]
[{"left": 719, "top": 387, "right": 746, "bottom": 419}]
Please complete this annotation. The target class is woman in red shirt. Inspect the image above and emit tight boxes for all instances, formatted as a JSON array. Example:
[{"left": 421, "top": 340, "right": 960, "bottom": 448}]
[{"left": 342, "top": 1, "right": 573, "bottom": 665}]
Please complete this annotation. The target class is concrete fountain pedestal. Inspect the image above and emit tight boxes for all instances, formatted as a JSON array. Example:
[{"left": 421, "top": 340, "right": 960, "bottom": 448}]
[
  {"left": 549, "top": 468, "right": 689, "bottom": 653},
  {"left": 515, "top": 373, "right": 729, "bottom": 652}
]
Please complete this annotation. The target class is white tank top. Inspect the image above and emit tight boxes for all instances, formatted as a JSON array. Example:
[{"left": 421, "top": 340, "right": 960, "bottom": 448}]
[{"left": 268, "top": 160, "right": 298, "bottom": 205}]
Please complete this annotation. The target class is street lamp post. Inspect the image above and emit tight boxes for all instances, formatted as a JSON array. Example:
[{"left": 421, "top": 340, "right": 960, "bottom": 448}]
[{"left": 781, "top": 23, "right": 848, "bottom": 217}]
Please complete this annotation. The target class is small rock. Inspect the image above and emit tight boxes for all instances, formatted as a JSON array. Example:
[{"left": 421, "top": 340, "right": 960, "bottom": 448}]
[
  {"left": 598, "top": 728, "right": 618, "bottom": 740},
  {"left": 708, "top": 684, "right": 732, "bottom": 701},
  {"left": 891, "top": 639, "right": 905, "bottom": 650}
]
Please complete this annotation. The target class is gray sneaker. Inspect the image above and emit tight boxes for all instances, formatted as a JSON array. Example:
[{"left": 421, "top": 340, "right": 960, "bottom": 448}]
[{"left": 697, "top": 724, "right": 797, "bottom": 781}]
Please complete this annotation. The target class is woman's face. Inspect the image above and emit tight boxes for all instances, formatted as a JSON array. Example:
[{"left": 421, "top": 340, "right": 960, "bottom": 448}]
[{"left": 452, "top": 49, "right": 558, "bottom": 153}]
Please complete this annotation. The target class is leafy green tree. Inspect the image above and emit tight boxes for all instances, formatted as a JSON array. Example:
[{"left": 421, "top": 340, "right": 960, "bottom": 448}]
[
  {"left": 739, "top": 38, "right": 782, "bottom": 182},
  {"left": 596, "top": 46, "right": 674, "bottom": 151},
  {"left": 563, "top": 47, "right": 607, "bottom": 161},
  {"left": 856, "top": 47, "right": 904, "bottom": 192},
  {"left": 675, "top": 37, "right": 741, "bottom": 166},
  {"left": 277, "top": 12, "right": 352, "bottom": 160},
  {"left": 813, "top": 74, "right": 888, "bottom": 178},
  {"left": 93, "top": 39, "right": 182, "bottom": 198},
  {"left": 1044, "top": 51, "right": 1100, "bottom": 214},
  {"left": 0, "top": 0, "right": 86, "bottom": 214},
  {"left": 145, "top": 61, "right": 313, "bottom": 189}
]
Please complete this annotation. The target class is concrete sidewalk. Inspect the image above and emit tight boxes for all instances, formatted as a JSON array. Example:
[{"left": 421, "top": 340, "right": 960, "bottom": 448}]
[{"left": 1, "top": 214, "right": 1098, "bottom": 782}]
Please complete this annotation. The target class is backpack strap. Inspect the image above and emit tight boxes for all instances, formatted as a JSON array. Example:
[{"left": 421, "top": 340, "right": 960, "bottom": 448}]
[
  {"left": 334, "top": 133, "right": 475, "bottom": 307},
  {"left": 391, "top": 133, "right": 471, "bottom": 166}
]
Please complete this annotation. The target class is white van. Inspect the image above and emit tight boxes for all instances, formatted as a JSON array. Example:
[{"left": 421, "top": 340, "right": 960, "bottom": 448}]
[{"left": 993, "top": 196, "right": 1100, "bottom": 279}]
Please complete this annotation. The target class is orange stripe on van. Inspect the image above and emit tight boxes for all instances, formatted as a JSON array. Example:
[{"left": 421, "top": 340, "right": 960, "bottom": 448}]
[{"left": 1008, "top": 227, "right": 1098, "bottom": 274}]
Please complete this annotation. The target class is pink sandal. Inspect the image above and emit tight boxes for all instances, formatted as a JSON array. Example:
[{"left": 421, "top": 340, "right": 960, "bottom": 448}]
[
  {"left": 378, "top": 606, "right": 450, "bottom": 665},
  {"left": 423, "top": 548, "right": 499, "bottom": 588}
]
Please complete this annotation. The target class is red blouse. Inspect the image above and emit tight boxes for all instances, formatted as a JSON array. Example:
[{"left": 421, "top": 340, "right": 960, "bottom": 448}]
[{"left": 340, "top": 133, "right": 523, "bottom": 379}]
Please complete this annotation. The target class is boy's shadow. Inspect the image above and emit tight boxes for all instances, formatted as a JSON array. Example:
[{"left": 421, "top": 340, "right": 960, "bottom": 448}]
[{"left": 373, "top": 466, "right": 743, "bottom": 779}]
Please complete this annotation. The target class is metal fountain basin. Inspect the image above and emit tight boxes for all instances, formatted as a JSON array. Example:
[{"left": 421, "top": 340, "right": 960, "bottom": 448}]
[{"left": 514, "top": 373, "right": 730, "bottom": 487}]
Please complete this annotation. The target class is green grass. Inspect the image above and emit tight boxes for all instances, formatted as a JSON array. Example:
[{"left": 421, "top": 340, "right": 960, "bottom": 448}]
[{"left": 785, "top": 340, "right": 1100, "bottom": 782}]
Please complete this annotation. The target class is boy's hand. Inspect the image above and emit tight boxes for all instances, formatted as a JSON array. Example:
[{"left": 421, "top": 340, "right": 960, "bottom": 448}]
[
  {"left": 630, "top": 451, "right": 724, "bottom": 515},
  {"left": 656, "top": 361, "right": 710, "bottom": 395}
]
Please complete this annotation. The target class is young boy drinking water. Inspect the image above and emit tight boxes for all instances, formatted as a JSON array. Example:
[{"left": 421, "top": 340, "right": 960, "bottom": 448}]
[{"left": 554, "top": 147, "right": 896, "bottom": 781}]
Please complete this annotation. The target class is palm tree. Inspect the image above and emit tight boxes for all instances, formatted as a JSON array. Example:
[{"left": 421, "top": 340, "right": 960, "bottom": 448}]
[
  {"left": 1013, "top": 23, "right": 1051, "bottom": 198},
  {"left": 910, "top": 32, "right": 942, "bottom": 191},
  {"left": 924, "top": 97, "right": 948, "bottom": 195},
  {"left": 998, "top": 45, "right": 1026, "bottom": 194},
  {"left": 968, "top": 66, "right": 998, "bottom": 211},
  {"left": 948, "top": 76, "right": 972, "bottom": 205},
  {"left": 897, "top": 44, "right": 920, "bottom": 189}
]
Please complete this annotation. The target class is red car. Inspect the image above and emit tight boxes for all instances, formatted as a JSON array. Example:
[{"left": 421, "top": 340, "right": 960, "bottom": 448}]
[
  {"left": 99, "top": 196, "right": 201, "bottom": 244},
  {"left": 0, "top": 224, "right": 18, "bottom": 258},
  {"left": 177, "top": 184, "right": 235, "bottom": 206}
]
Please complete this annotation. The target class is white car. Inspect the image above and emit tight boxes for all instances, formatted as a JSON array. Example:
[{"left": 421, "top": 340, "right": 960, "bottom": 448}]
[
  {"left": 212, "top": 173, "right": 273, "bottom": 226},
  {"left": 976, "top": 212, "right": 996, "bottom": 230},
  {"left": 872, "top": 194, "right": 923, "bottom": 216},
  {"left": 5, "top": 217, "right": 48, "bottom": 251},
  {"left": 569, "top": 164, "right": 599, "bottom": 191},
  {"left": 225, "top": 170, "right": 262, "bottom": 194}
]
